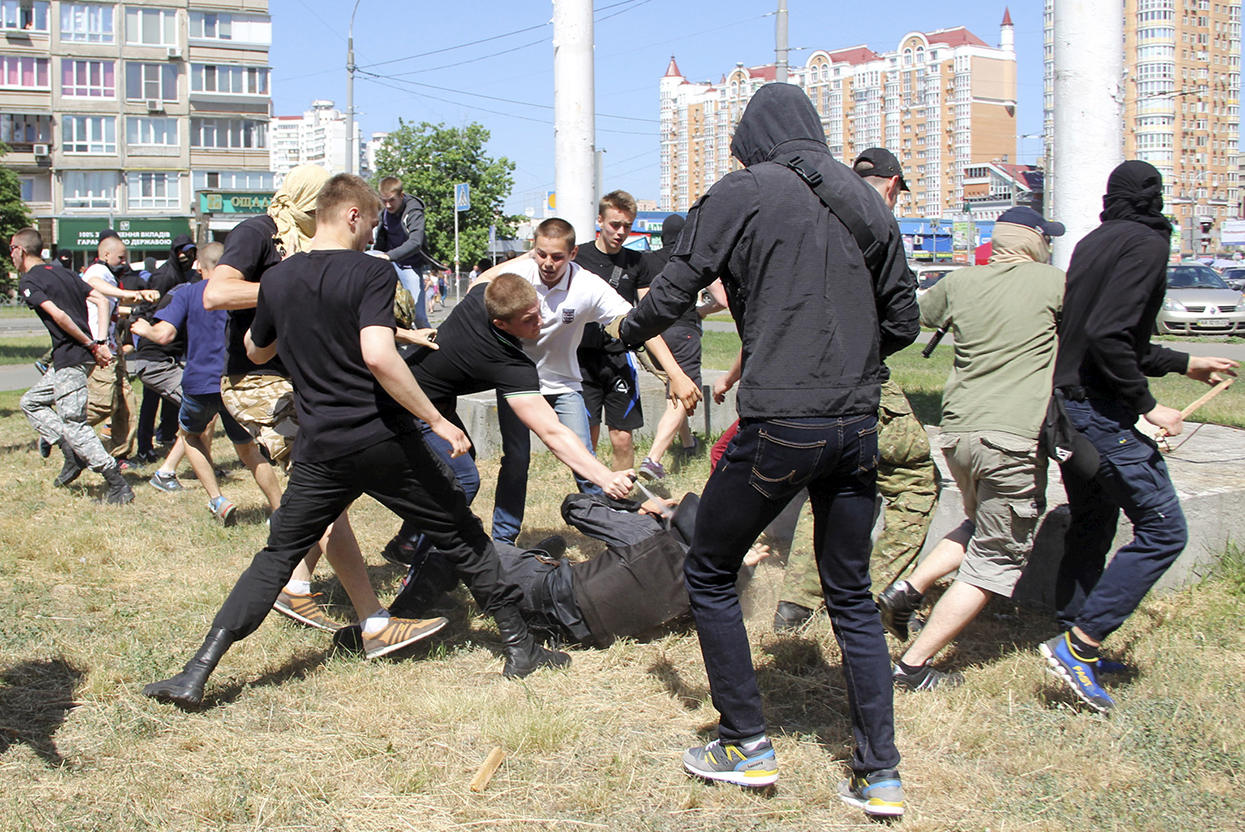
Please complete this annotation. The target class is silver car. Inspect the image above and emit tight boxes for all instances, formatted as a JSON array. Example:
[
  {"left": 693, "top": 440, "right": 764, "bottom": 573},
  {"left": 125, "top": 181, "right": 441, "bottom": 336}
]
[
  {"left": 1219, "top": 266, "right": 1245, "bottom": 291},
  {"left": 1156, "top": 264, "right": 1245, "bottom": 335}
]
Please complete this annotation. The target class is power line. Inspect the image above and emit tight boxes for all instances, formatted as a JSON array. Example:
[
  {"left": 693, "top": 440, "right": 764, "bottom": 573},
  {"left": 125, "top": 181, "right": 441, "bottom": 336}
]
[{"left": 358, "top": 20, "right": 550, "bottom": 70}]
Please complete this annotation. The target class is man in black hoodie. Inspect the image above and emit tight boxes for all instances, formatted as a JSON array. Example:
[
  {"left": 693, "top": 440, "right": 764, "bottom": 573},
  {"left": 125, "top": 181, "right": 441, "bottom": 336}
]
[
  {"left": 621, "top": 83, "right": 917, "bottom": 817},
  {"left": 1041, "top": 161, "right": 1236, "bottom": 713}
]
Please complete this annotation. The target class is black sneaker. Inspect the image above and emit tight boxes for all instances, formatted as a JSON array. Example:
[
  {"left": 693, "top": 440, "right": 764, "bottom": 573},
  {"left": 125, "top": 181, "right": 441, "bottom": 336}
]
[
  {"left": 773, "top": 601, "right": 815, "bottom": 632},
  {"left": 892, "top": 661, "right": 964, "bottom": 692},
  {"left": 38, "top": 438, "right": 52, "bottom": 458},
  {"left": 53, "top": 450, "right": 86, "bottom": 487},
  {"left": 876, "top": 580, "right": 924, "bottom": 642}
]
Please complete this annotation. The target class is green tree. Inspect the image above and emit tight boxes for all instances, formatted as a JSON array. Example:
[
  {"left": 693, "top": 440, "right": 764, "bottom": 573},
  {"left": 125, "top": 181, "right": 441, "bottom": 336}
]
[
  {"left": 0, "top": 142, "right": 33, "bottom": 293},
  {"left": 372, "top": 120, "right": 522, "bottom": 271}
]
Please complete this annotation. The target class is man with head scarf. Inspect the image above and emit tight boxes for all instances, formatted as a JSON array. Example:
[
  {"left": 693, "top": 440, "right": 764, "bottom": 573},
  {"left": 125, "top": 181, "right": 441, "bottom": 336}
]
[
  {"left": 619, "top": 83, "right": 918, "bottom": 817},
  {"left": 1042, "top": 161, "right": 1237, "bottom": 713}
]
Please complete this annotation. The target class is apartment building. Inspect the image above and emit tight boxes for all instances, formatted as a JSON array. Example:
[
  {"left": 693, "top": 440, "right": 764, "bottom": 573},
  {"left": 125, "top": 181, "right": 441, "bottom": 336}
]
[
  {"left": 269, "top": 99, "right": 362, "bottom": 186},
  {"left": 1044, "top": 0, "right": 1241, "bottom": 255},
  {"left": 659, "top": 14, "right": 1018, "bottom": 216},
  {"left": 0, "top": 0, "right": 272, "bottom": 264}
]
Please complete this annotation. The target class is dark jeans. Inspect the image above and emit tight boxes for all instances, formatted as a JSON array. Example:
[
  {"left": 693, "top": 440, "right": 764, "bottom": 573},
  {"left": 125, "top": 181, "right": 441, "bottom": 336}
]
[
  {"left": 397, "top": 419, "right": 483, "bottom": 561},
  {"left": 210, "top": 432, "right": 522, "bottom": 639},
  {"left": 136, "top": 387, "right": 180, "bottom": 455},
  {"left": 686, "top": 414, "right": 898, "bottom": 774},
  {"left": 1056, "top": 397, "right": 1188, "bottom": 642}
]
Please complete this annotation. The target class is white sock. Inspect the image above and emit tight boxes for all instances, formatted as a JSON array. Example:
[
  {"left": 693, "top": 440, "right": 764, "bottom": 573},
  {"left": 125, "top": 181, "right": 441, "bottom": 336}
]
[
  {"left": 738, "top": 734, "right": 769, "bottom": 753},
  {"left": 362, "top": 609, "right": 391, "bottom": 636},
  {"left": 284, "top": 579, "right": 311, "bottom": 595}
]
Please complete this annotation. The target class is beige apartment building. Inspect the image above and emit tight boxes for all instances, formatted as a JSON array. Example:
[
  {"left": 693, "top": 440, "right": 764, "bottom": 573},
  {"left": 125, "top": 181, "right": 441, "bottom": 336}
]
[
  {"left": 0, "top": 0, "right": 272, "bottom": 266},
  {"left": 659, "top": 14, "right": 1018, "bottom": 216},
  {"left": 1044, "top": 0, "right": 1241, "bottom": 255}
]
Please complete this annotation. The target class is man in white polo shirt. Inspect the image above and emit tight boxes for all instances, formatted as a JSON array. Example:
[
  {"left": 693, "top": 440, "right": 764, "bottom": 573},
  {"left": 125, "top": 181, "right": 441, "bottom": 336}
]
[{"left": 480, "top": 217, "right": 701, "bottom": 543}]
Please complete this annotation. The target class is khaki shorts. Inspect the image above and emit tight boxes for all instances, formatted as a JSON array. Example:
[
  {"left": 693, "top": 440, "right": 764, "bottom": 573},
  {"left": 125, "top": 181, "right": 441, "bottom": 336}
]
[
  {"left": 938, "top": 430, "right": 1046, "bottom": 597},
  {"left": 220, "top": 373, "right": 298, "bottom": 469}
]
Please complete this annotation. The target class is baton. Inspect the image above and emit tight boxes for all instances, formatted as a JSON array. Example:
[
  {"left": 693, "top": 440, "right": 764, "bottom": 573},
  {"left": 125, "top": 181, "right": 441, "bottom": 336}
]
[
  {"left": 1155, "top": 376, "right": 1234, "bottom": 440},
  {"left": 630, "top": 475, "right": 672, "bottom": 518},
  {"left": 921, "top": 325, "right": 949, "bottom": 359}
]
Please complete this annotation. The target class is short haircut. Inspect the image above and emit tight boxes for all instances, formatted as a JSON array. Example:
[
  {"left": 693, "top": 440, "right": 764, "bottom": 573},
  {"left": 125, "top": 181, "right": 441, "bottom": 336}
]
[
  {"left": 198, "top": 241, "right": 224, "bottom": 272},
  {"left": 598, "top": 189, "right": 637, "bottom": 218},
  {"left": 317, "top": 173, "right": 382, "bottom": 218},
  {"left": 98, "top": 236, "right": 126, "bottom": 257},
  {"left": 378, "top": 176, "right": 403, "bottom": 195},
  {"left": 12, "top": 227, "right": 42, "bottom": 253},
  {"left": 475, "top": 257, "right": 492, "bottom": 273},
  {"left": 534, "top": 217, "right": 576, "bottom": 249},
  {"left": 485, "top": 273, "right": 538, "bottom": 322}
]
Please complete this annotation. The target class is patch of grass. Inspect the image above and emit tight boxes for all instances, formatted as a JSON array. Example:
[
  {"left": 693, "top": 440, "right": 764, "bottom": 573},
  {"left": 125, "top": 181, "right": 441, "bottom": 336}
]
[
  {"left": 0, "top": 336, "right": 49, "bottom": 366},
  {"left": 0, "top": 304, "right": 37, "bottom": 319},
  {"left": 699, "top": 330, "right": 740, "bottom": 372}
]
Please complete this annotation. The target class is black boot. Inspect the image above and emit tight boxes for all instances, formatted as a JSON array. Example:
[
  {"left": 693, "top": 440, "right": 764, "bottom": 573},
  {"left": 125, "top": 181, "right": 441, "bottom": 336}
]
[
  {"left": 773, "top": 600, "right": 816, "bottom": 632},
  {"left": 142, "top": 628, "right": 235, "bottom": 708},
  {"left": 494, "top": 605, "right": 570, "bottom": 678},
  {"left": 53, "top": 447, "right": 85, "bottom": 487},
  {"left": 101, "top": 464, "right": 134, "bottom": 504},
  {"left": 876, "top": 580, "right": 925, "bottom": 642}
]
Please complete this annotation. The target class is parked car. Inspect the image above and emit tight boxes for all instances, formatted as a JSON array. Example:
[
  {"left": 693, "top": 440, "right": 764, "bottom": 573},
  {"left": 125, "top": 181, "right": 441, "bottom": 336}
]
[
  {"left": 1155, "top": 264, "right": 1245, "bottom": 335},
  {"left": 1219, "top": 266, "right": 1245, "bottom": 291},
  {"left": 913, "top": 264, "right": 962, "bottom": 297}
]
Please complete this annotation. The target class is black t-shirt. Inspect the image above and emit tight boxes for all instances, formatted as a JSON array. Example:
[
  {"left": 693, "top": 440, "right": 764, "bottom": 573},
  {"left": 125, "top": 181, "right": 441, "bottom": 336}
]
[
  {"left": 250, "top": 249, "right": 414, "bottom": 464},
  {"left": 405, "top": 282, "right": 539, "bottom": 416},
  {"left": 20, "top": 262, "right": 94, "bottom": 369},
  {"left": 573, "top": 242, "right": 650, "bottom": 352},
  {"left": 218, "top": 214, "right": 285, "bottom": 376},
  {"left": 643, "top": 246, "right": 701, "bottom": 331}
]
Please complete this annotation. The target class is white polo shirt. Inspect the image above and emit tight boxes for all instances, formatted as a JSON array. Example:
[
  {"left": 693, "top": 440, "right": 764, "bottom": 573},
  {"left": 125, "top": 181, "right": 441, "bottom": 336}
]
[
  {"left": 503, "top": 255, "right": 632, "bottom": 395},
  {"left": 81, "top": 262, "right": 119, "bottom": 345}
]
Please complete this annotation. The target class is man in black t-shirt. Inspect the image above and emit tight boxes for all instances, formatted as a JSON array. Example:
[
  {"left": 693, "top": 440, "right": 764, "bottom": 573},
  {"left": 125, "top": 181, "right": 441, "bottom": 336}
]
[
  {"left": 143, "top": 175, "right": 569, "bottom": 710},
  {"left": 573, "top": 190, "right": 651, "bottom": 469},
  {"left": 12, "top": 227, "right": 134, "bottom": 503}
]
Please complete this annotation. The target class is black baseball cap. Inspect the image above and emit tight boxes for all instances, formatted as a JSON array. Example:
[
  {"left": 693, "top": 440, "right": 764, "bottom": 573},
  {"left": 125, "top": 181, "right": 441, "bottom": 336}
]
[
  {"left": 996, "top": 206, "right": 1065, "bottom": 238},
  {"left": 854, "top": 148, "right": 909, "bottom": 192}
]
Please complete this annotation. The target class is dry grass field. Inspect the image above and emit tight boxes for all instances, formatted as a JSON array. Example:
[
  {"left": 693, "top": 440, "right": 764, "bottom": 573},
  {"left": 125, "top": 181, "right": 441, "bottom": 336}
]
[{"left": 0, "top": 355, "right": 1242, "bottom": 830}]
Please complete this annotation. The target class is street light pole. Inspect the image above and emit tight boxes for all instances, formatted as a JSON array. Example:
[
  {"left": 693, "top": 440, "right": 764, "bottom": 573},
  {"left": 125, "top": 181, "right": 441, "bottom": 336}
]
[{"left": 346, "top": 0, "right": 362, "bottom": 176}]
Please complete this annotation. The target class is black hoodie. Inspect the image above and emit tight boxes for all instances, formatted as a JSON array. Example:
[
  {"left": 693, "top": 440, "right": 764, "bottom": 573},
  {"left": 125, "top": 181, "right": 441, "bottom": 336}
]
[
  {"left": 1052, "top": 160, "right": 1188, "bottom": 415},
  {"left": 621, "top": 83, "right": 918, "bottom": 418}
]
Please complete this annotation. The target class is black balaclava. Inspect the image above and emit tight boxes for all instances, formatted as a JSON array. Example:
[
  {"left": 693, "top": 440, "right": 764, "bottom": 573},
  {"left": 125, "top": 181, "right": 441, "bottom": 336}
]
[
  {"left": 1100, "top": 160, "right": 1172, "bottom": 237},
  {"left": 660, "top": 214, "right": 685, "bottom": 250}
]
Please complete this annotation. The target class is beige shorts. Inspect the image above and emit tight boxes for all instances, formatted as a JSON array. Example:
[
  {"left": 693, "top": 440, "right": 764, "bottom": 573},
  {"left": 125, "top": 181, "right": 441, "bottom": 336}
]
[
  {"left": 938, "top": 430, "right": 1046, "bottom": 597},
  {"left": 220, "top": 373, "right": 298, "bottom": 469}
]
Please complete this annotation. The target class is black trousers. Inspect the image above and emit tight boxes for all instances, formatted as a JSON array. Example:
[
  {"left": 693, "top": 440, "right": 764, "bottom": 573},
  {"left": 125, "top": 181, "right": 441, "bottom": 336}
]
[{"left": 211, "top": 432, "right": 523, "bottom": 639}]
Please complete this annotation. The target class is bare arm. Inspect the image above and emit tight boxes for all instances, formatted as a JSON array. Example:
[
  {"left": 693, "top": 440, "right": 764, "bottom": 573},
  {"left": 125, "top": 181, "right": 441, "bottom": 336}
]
[
  {"left": 394, "top": 327, "right": 440, "bottom": 350},
  {"left": 84, "top": 276, "right": 157, "bottom": 304},
  {"left": 130, "top": 318, "right": 178, "bottom": 346},
  {"left": 642, "top": 333, "right": 701, "bottom": 413},
  {"left": 88, "top": 291, "right": 109, "bottom": 342},
  {"left": 713, "top": 348, "right": 743, "bottom": 404},
  {"left": 243, "top": 328, "right": 278, "bottom": 365},
  {"left": 506, "top": 394, "right": 634, "bottom": 499},
  {"left": 203, "top": 262, "right": 260, "bottom": 311},
  {"left": 699, "top": 279, "right": 728, "bottom": 318},
  {"left": 360, "top": 325, "right": 470, "bottom": 456},
  {"left": 475, "top": 252, "right": 534, "bottom": 285}
]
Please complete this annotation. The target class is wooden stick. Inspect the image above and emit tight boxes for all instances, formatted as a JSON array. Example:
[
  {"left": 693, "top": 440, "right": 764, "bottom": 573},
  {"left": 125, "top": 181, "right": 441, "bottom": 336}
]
[
  {"left": 1157, "top": 376, "right": 1234, "bottom": 439},
  {"left": 469, "top": 747, "right": 506, "bottom": 792}
]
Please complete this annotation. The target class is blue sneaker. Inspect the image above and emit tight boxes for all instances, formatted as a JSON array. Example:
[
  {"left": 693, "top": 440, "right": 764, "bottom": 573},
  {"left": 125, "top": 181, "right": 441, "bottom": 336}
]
[
  {"left": 682, "top": 736, "right": 777, "bottom": 787},
  {"left": 838, "top": 768, "right": 905, "bottom": 817},
  {"left": 1040, "top": 633, "right": 1114, "bottom": 713}
]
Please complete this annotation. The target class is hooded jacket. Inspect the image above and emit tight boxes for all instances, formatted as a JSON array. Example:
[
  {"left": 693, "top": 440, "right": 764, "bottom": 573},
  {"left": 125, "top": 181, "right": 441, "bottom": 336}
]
[
  {"left": 376, "top": 193, "right": 429, "bottom": 269},
  {"left": 1052, "top": 160, "right": 1188, "bottom": 415},
  {"left": 621, "top": 83, "right": 918, "bottom": 418},
  {"left": 147, "top": 233, "right": 199, "bottom": 296}
]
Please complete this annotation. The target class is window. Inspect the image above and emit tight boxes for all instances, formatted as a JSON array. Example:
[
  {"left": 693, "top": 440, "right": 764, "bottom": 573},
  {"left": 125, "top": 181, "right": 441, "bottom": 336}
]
[
  {"left": 190, "top": 117, "right": 267, "bottom": 149},
  {"left": 128, "top": 171, "right": 180, "bottom": 209},
  {"left": 125, "top": 62, "right": 177, "bottom": 101},
  {"left": 125, "top": 7, "right": 176, "bottom": 45},
  {"left": 192, "top": 170, "right": 275, "bottom": 191},
  {"left": 190, "top": 63, "right": 269, "bottom": 95},
  {"left": 59, "top": 3, "right": 112, "bottom": 42},
  {"left": 63, "top": 170, "right": 119, "bottom": 209},
  {"left": 0, "top": 113, "right": 52, "bottom": 145},
  {"left": 188, "top": 11, "right": 271, "bottom": 44},
  {"left": 0, "top": 0, "right": 49, "bottom": 31},
  {"left": 0, "top": 56, "right": 49, "bottom": 89},
  {"left": 126, "top": 116, "right": 177, "bottom": 147},
  {"left": 62, "top": 115, "right": 115, "bottom": 154},
  {"left": 61, "top": 59, "right": 114, "bottom": 97},
  {"left": 19, "top": 173, "right": 51, "bottom": 202}
]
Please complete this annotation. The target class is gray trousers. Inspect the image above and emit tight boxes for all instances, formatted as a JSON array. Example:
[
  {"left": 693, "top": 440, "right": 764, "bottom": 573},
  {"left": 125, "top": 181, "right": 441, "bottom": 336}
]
[
  {"left": 127, "top": 357, "right": 184, "bottom": 406},
  {"left": 21, "top": 364, "right": 115, "bottom": 472}
]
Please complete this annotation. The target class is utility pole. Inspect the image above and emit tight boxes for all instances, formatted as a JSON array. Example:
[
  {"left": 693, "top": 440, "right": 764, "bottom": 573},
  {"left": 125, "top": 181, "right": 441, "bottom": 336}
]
[
  {"left": 1050, "top": 0, "right": 1124, "bottom": 268},
  {"left": 775, "top": 0, "right": 788, "bottom": 83},
  {"left": 553, "top": 0, "right": 596, "bottom": 242},
  {"left": 346, "top": 0, "right": 361, "bottom": 176}
]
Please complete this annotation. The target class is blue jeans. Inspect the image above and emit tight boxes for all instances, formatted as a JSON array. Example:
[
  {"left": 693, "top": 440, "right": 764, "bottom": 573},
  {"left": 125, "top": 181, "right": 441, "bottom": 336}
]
[
  {"left": 395, "top": 265, "right": 431, "bottom": 329},
  {"left": 492, "top": 390, "right": 600, "bottom": 544},
  {"left": 686, "top": 415, "right": 898, "bottom": 775},
  {"left": 397, "top": 419, "right": 483, "bottom": 558},
  {"left": 1056, "top": 397, "right": 1188, "bottom": 642}
]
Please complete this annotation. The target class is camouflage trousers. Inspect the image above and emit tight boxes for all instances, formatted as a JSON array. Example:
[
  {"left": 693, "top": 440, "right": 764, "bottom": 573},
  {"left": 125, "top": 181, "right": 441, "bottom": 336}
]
[
  {"left": 781, "top": 379, "right": 939, "bottom": 610},
  {"left": 86, "top": 357, "right": 137, "bottom": 459},
  {"left": 21, "top": 364, "right": 115, "bottom": 472},
  {"left": 220, "top": 373, "right": 298, "bottom": 470}
]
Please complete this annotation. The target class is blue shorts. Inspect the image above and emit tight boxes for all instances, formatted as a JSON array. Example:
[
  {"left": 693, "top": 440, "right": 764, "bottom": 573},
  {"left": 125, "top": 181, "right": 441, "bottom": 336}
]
[{"left": 179, "top": 392, "right": 254, "bottom": 445}]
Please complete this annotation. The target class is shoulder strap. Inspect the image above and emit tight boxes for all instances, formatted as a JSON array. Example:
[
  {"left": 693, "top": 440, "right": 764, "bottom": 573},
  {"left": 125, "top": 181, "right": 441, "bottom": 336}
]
[{"left": 779, "top": 154, "right": 887, "bottom": 278}]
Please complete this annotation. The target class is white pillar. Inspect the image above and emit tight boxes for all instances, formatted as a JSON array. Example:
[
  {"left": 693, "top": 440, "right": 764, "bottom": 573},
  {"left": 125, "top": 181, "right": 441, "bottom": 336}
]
[
  {"left": 775, "top": 0, "right": 788, "bottom": 84},
  {"left": 1050, "top": 0, "right": 1124, "bottom": 269},
  {"left": 553, "top": 0, "right": 596, "bottom": 244}
]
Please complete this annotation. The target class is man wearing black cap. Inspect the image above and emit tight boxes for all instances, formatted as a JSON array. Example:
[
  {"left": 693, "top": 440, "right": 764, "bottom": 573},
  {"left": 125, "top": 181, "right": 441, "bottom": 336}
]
[
  {"left": 870, "top": 205, "right": 1066, "bottom": 691},
  {"left": 853, "top": 147, "right": 910, "bottom": 208},
  {"left": 1041, "top": 161, "right": 1237, "bottom": 713}
]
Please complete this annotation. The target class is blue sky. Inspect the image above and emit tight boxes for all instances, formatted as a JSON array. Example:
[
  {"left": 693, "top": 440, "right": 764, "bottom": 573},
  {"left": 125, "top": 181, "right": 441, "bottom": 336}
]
[{"left": 270, "top": 1, "right": 1044, "bottom": 215}]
